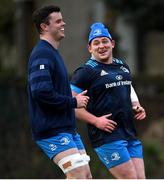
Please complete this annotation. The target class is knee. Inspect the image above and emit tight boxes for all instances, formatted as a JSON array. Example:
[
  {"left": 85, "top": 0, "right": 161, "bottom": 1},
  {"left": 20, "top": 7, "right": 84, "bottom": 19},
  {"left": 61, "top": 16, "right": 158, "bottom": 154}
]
[
  {"left": 66, "top": 166, "right": 92, "bottom": 179},
  {"left": 124, "top": 172, "right": 138, "bottom": 179},
  {"left": 84, "top": 164, "right": 92, "bottom": 179},
  {"left": 86, "top": 171, "right": 92, "bottom": 179},
  {"left": 126, "top": 167, "right": 138, "bottom": 179},
  {"left": 120, "top": 170, "right": 138, "bottom": 179},
  {"left": 137, "top": 172, "right": 146, "bottom": 179},
  {"left": 110, "top": 167, "right": 138, "bottom": 179}
]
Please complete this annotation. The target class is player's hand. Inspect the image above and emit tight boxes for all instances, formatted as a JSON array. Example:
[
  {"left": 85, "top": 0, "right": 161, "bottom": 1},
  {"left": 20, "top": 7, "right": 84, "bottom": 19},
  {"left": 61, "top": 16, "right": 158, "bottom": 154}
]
[
  {"left": 76, "top": 90, "right": 89, "bottom": 108},
  {"left": 94, "top": 114, "right": 117, "bottom": 133},
  {"left": 133, "top": 106, "right": 146, "bottom": 120}
]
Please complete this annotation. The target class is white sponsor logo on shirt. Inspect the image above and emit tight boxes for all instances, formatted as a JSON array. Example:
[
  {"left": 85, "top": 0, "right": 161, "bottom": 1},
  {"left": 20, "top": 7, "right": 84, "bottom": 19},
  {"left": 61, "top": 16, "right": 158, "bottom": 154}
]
[
  {"left": 120, "top": 66, "right": 129, "bottom": 73},
  {"left": 100, "top": 70, "right": 108, "bottom": 76},
  {"left": 39, "top": 64, "right": 45, "bottom": 70},
  {"left": 116, "top": 75, "right": 123, "bottom": 80}
]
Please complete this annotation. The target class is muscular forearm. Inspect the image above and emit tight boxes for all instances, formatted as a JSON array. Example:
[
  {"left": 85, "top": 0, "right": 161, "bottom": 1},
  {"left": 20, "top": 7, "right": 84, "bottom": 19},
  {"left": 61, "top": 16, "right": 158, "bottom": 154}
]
[
  {"left": 75, "top": 108, "right": 117, "bottom": 132},
  {"left": 75, "top": 108, "right": 98, "bottom": 126},
  {"left": 72, "top": 91, "right": 96, "bottom": 124}
]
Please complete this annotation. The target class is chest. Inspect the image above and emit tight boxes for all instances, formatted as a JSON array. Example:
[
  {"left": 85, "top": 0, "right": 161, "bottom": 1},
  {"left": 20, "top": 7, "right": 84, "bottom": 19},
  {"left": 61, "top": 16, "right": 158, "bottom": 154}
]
[
  {"left": 90, "top": 64, "right": 132, "bottom": 90},
  {"left": 51, "top": 54, "right": 70, "bottom": 92},
  {"left": 53, "top": 53, "right": 68, "bottom": 80}
]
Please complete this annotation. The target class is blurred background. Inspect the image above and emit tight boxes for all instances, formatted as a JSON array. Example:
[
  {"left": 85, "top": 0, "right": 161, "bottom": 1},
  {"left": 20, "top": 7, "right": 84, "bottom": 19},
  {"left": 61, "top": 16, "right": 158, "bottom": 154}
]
[{"left": 0, "top": 0, "right": 164, "bottom": 178}]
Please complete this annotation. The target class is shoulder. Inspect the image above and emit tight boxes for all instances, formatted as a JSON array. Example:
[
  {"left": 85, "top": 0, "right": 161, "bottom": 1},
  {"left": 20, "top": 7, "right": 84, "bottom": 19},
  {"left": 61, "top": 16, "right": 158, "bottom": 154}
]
[
  {"left": 73, "top": 59, "right": 98, "bottom": 75},
  {"left": 30, "top": 40, "right": 57, "bottom": 59},
  {"left": 85, "top": 59, "right": 99, "bottom": 68},
  {"left": 71, "top": 59, "right": 97, "bottom": 84},
  {"left": 113, "top": 58, "right": 125, "bottom": 65},
  {"left": 113, "top": 58, "right": 130, "bottom": 68},
  {"left": 33, "top": 47, "right": 55, "bottom": 59},
  {"left": 29, "top": 49, "right": 55, "bottom": 71}
]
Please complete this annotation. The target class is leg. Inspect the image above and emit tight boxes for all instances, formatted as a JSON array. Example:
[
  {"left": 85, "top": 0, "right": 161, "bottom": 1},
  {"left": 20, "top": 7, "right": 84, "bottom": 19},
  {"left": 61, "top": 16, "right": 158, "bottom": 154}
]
[
  {"left": 71, "top": 133, "right": 92, "bottom": 179},
  {"left": 109, "top": 159, "right": 137, "bottom": 179},
  {"left": 36, "top": 133, "right": 92, "bottom": 179},
  {"left": 132, "top": 158, "right": 146, "bottom": 179},
  {"left": 79, "top": 149, "right": 92, "bottom": 179},
  {"left": 128, "top": 139, "right": 146, "bottom": 179},
  {"left": 65, "top": 164, "right": 91, "bottom": 179},
  {"left": 94, "top": 140, "right": 138, "bottom": 179},
  {"left": 53, "top": 148, "right": 91, "bottom": 179}
]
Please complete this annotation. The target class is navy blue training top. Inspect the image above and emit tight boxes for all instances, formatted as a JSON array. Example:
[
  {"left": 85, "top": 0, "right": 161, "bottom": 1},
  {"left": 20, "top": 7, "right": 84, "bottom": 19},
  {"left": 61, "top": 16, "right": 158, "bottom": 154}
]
[
  {"left": 28, "top": 40, "right": 77, "bottom": 140},
  {"left": 71, "top": 58, "right": 137, "bottom": 148}
]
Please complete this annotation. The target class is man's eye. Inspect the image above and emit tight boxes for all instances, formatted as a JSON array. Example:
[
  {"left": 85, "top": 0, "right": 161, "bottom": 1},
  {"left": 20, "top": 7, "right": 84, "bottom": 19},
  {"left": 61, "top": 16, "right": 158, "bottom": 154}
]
[
  {"left": 56, "top": 20, "right": 62, "bottom": 24},
  {"left": 102, "top": 40, "right": 108, "bottom": 44},
  {"left": 93, "top": 42, "right": 99, "bottom": 46}
]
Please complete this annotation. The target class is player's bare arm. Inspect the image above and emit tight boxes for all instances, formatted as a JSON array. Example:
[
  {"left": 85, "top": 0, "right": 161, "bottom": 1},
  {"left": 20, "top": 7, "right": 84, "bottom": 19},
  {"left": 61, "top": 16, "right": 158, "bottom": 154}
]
[{"left": 73, "top": 91, "right": 117, "bottom": 132}]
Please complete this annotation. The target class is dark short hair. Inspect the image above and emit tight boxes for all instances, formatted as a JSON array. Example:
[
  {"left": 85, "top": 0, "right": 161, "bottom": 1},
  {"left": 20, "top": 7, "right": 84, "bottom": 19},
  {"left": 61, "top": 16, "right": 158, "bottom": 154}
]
[{"left": 33, "top": 5, "right": 60, "bottom": 34}]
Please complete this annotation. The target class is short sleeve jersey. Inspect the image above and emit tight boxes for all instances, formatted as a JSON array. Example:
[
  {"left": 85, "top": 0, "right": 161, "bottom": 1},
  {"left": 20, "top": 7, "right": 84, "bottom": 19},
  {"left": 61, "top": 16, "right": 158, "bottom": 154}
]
[{"left": 71, "top": 58, "right": 137, "bottom": 148}]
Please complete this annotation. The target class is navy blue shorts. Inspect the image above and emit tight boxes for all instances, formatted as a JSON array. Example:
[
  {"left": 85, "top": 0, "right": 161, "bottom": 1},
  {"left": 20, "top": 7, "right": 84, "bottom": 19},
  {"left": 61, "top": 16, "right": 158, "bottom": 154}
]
[
  {"left": 94, "top": 139, "right": 143, "bottom": 169},
  {"left": 36, "top": 133, "right": 85, "bottom": 159}
]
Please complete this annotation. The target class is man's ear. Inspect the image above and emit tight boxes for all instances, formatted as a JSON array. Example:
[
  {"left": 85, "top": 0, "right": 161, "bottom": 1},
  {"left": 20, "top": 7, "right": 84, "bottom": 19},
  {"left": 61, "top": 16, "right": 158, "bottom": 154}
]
[
  {"left": 40, "top": 23, "right": 48, "bottom": 32},
  {"left": 111, "top": 40, "right": 115, "bottom": 48},
  {"left": 88, "top": 44, "right": 92, "bottom": 53}
]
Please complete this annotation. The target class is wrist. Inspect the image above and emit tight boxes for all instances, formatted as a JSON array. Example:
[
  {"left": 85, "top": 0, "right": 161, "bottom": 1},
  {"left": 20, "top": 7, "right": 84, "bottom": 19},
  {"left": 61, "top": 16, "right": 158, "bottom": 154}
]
[{"left": 93, "top": 118, "right": 98, "bottom": 127}]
